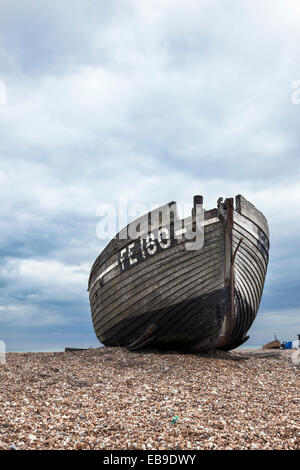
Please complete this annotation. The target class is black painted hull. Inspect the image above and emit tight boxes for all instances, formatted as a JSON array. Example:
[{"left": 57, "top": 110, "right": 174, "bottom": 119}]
[{"left": 88, "top": 195, "right": 269, "bottom": 351}]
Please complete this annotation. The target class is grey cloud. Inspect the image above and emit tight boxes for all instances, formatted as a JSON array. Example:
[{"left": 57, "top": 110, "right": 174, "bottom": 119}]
[
  {"left": 249, "top": 308, "right": 299, "bottom": 345},
  {"left": 0, "top": 0, "right": 299, "bottom": 350},
  {"left": 0, "top": 0, "right": 131, "bottom": 76}
]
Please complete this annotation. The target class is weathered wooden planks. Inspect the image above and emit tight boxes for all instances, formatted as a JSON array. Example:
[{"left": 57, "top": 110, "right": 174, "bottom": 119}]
[
  {"left": 94, "top": 223, "right": 225, "bottom": 340},
  {"left": 228, "top": 198, "right": 269, "bottom": 348},
  {"left": 235, "top": 194, "right": 269, "bottom": 238},
  {"left": 88, "top": 195, "right": 269, "bottom": 351}
]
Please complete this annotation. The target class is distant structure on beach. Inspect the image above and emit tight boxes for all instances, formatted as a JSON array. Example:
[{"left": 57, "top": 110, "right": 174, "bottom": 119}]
[{"left": 88, "top": 194, "right": 269, "bottom": 352}]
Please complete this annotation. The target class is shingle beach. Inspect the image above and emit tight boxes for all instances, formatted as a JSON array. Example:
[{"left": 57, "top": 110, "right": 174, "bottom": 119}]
[{"left": 0, "top": 347, "right": 299, "bottom": 450}]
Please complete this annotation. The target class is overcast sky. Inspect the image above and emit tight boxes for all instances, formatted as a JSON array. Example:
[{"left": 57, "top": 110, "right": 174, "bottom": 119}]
[{"left": 0, "top": 0, "right": 299, "bottom": 351}]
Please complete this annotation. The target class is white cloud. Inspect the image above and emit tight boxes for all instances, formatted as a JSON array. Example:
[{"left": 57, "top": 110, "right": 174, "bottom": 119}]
[
  {"left": 0, "top": 304, "right": 65, "bottom": 327},
  {"left": 1, "top": 259, "right": 89, "bottom": 302}
]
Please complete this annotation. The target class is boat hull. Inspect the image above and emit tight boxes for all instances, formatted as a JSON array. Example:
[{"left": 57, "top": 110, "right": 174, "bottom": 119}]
[{"left": 88, "top": 195, "right": 269, "bottom": 351}]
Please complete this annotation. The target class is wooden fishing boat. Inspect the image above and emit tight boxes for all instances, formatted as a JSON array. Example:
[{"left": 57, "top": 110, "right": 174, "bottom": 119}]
[
  {"left": 88, "top": 194, "right": 269, "bottom": 351},
  {"left": 262, "top": 340, "right": 281, "bottom": 350}
]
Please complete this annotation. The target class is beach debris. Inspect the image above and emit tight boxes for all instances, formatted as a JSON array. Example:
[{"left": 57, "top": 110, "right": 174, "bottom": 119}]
[
  {"left": 281, "top": 335, "right": 300, "bottom": 350},
  {"left": 65, "top": 348, "right": 88, "bottom": 352},
  {"left": 232, "top": 350, "right": 281, "bottom": 359}
]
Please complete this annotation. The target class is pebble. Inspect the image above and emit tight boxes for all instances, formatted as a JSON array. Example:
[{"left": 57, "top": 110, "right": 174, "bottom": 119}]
[{"left": 0, "top": 347, "right": 298, "bottom": 450}]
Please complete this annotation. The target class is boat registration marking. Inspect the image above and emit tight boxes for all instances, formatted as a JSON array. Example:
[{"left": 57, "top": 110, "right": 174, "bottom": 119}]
[{"left": 89, "top": 217, "right": 220, "bottom": 291}]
